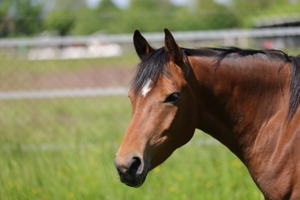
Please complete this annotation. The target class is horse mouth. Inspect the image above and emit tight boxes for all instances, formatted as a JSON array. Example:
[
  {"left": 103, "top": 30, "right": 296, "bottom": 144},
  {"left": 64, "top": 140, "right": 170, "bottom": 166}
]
[{"left": 119, "top": 171, "right": 148, "bottom": 188}]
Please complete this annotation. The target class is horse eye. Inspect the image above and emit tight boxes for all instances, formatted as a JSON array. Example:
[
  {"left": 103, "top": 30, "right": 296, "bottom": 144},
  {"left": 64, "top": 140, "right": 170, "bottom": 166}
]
[{"left": 164, "top": 92, "right": 180, "bottom": 103}]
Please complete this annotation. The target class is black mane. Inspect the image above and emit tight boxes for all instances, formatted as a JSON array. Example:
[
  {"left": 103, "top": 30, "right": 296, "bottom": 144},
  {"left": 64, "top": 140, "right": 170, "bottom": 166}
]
[
  {"left": 131, "top": 46, "right": 300, "bottom": 120},
  {"left": 182, "top": 46, "right": 291, "bottom": 65},
  {"left": 131, "top": 47, "right": 172, "bottom": 94}
]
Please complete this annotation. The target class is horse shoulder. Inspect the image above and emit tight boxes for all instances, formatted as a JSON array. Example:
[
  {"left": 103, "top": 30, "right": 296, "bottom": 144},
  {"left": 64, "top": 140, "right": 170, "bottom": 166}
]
[{"left": 249, "top": 108, "right": 300, "bottom": 199}]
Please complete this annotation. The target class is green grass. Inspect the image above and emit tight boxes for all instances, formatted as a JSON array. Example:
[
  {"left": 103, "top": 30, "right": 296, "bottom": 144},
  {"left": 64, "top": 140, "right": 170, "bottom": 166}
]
[
  {"left": 0, "top": 51, "right": 138, "bottom": 73},
  {"left": 0, "top": 96, "right": 263, "bottom": 200}
]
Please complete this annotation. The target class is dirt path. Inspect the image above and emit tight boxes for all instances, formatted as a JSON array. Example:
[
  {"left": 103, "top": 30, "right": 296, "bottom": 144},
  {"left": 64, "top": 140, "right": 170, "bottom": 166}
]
[{"left": 1, "top": 67, "right": 135, "bottom": 91}]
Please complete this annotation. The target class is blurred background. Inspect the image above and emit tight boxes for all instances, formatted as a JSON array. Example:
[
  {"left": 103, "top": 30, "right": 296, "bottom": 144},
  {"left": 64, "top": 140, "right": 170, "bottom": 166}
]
[{"left": 0, "top": 0, "right": 300, "bottom": 199}]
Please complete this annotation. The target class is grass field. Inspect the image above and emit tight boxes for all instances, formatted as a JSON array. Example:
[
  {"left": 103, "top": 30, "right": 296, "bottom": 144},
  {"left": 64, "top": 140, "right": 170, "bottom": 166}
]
[
  {"left": 0, "top": 51, "right": 264, "bottom": 199},
  {"left": 1, "top": 43, "right": 300, "bottom": 199},
  {"left": 0, "top": 52, "right": 138, "bottom": 72},
  {"left": 0, "top": 52, "right": 138, "bottom": 91},
  {"left": 0, "top": 96, "right": 263, "bottom": 200}
]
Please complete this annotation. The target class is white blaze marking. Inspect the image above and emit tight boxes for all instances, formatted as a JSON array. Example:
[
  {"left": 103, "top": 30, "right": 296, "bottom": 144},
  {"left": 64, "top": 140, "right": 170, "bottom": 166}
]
[{"left": 141, "top": 79, "right": 152, "bottom": 97}]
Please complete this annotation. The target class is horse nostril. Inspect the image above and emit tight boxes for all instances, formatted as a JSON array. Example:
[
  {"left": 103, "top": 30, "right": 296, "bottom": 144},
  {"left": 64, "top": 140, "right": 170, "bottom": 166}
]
[
  {"left": 114, "top": 155, "right": 148, "bottom": 187},
  {"left": 128, "top": 157, "right": 142, "bottom": 175},
  {"left": 114, "top": 155, "right": 144, "bottom": 177}
]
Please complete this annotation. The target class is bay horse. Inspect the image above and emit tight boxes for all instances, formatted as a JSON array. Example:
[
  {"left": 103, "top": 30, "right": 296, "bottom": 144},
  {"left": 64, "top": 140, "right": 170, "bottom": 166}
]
[{"left": 114, "top": 28, "right": 300, "bottom": 199}]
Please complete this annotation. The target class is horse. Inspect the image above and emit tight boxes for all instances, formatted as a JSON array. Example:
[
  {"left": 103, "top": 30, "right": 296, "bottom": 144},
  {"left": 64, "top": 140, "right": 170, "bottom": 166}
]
[{"left": 114, "top": 28, "right": 300, "bottom": 199}]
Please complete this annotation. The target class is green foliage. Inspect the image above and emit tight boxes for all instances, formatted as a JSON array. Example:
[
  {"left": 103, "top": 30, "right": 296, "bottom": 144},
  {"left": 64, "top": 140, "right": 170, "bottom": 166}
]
[
  {"left": 130, "top": 0, "right": 174, "bottom": 11},
  {"left": 1, "top": 0, "right": 300, "bottom": 37},
  {"left": 44, "top": 11, "right": 75, "bottom": 36},
  {"left": 0, "top": 0, "right": 44, "bottom": 37},
  {"left": 93, "top": 0, "right": 240, "bottom": 33},
  {"left": 14, "top": 1, "right": 43, "bottom": 36},
  {"left": 231, "top": 0, "right": 300, "bottom": 27},
  {"left": 0, "top": 0, "right": 11, "bottom": 37},
  {"left": 71, "top": 0, "right": 123, "bottom": 35},
  {"left": 97, "top": 0, "right": 120, "bottom": 12},
  {"left": 68, "top": 0, "right": 290, "bottom": 35}
]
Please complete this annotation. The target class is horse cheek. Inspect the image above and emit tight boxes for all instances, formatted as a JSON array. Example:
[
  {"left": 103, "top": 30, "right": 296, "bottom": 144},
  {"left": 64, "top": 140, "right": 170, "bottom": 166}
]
[{"left": 172, "top": 98, "right": 197, "bottom": 148}]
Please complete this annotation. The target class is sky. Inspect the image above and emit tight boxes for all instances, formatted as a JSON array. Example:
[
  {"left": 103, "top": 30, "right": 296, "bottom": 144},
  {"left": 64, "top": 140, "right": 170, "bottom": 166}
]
[{"left": 86, "top": 0, "right": 190, "bottom": 9}]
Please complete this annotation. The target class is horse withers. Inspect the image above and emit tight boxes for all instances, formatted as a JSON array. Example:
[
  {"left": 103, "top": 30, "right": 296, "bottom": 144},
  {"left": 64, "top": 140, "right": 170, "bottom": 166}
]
[{"left": 114, "top": 28, "right": 300, "bottom": 199}]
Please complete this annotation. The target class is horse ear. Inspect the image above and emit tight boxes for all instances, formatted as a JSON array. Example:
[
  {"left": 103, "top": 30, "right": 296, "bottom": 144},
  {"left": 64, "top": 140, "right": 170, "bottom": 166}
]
[
  {"left": 164, "top": 28, "right": 183, "bottom": 64},
  {"left": 133, "top": 30, "right": 154, "bottom": 59}
]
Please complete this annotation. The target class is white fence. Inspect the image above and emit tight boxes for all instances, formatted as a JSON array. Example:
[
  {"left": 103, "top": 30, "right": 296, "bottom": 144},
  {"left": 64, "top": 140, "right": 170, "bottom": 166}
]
[
  {"left": 1, "top": 27, "right": 300, "bottom": 47},
  {"left": 1, "top": 27, "right": 300, "bottom": 100},
  {"left": 0, "top": 87, "right": 129, "bottom": 100}
]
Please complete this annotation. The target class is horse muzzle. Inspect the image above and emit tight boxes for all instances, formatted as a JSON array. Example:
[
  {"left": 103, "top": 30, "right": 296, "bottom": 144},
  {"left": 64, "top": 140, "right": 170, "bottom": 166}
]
[{"left": 114, "top": 154, "right": 149, "bottom": 187}]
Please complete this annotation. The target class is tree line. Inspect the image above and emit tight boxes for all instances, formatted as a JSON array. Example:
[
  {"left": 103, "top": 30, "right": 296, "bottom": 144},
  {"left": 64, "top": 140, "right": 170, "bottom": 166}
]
[{"left": 0, "top": 0, "right": 299, "bottom": 38}]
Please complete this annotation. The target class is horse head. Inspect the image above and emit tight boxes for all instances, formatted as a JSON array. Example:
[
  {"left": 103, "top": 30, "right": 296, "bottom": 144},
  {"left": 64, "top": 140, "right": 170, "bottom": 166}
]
[{"left": 114, "top": 29, "right": 198, "bottom": 187}]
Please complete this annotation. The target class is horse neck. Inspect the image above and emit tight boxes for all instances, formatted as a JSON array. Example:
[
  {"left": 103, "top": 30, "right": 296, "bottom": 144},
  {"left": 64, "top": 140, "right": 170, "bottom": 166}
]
[{"left": 188, "top": 55, "right": 291, "bottom": 162}]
